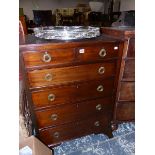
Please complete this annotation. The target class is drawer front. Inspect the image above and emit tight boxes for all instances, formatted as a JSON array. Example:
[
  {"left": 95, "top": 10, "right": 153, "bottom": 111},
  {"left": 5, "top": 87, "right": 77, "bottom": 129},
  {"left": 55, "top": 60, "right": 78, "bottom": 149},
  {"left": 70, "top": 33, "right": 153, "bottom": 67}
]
[
  {"left": 32, "top": 79, "right": 114, "bottom": 108},
  {"left": 76, "top": 43, "right": 119, "bottom": 62},
  {"left": 122, "top": 59, "right": 135, "bottom": 80},
  {"left": 28, "top": 62, "right": 116, "bottom": 88},
  {"left": 127, "top": 38, "right": 135, "bottom": 58},
  {"left": 118, "top": 82, "right": 135, "bottom": 101},
  {"left": 35, "top": 97, "right": 113, "bottom": 128},
  {"left": 23, "top": 48, "right": 75, "bottom": 68},
  {"left": 116, "top": 102, "right": 135, "bottom": 121},
  {"left": 39, "top": 115, "right": 111, "bottom": 145}
]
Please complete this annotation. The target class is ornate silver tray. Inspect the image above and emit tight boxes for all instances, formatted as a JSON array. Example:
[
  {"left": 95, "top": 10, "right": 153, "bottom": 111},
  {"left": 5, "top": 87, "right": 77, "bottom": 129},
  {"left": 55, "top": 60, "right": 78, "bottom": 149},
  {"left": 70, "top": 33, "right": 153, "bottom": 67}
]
[{"left": 33, "top": 26, "right": 100, "bottom": 40}]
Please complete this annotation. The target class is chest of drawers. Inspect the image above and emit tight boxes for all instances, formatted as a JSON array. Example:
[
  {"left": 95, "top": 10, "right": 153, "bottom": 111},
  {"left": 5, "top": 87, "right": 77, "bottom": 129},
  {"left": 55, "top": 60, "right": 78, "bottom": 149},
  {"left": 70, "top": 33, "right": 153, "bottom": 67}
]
[
  {"left": 20, "top": 35, "right": 123, "bottom": 147},
  {"left": 101, "top": 27, "right": 135, "bottom": 129}
]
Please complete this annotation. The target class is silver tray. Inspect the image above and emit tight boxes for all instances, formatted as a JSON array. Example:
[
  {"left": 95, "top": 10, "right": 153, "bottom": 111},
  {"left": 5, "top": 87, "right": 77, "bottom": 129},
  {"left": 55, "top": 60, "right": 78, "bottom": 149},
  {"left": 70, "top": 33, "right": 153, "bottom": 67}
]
[{"left": 33, "top": 26, "right": 100, "bottom": 40}]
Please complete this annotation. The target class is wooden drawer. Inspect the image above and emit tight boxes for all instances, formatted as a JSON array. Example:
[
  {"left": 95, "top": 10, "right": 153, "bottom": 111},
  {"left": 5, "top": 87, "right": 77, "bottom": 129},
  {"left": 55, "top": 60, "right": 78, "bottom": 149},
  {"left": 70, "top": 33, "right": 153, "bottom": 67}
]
[
  {"left": 39, "top": 115, "right": 111, "bottom": 146},
  {"left": 76, "top": 43, "right": 119, "bottom": 62},
  {"left": 22, "top": 48, "right": 75, "bottom": 68},
  {"left": 32, "top": 78, "right": 114, "bottom": 108},
  {"left": 116, "top": 102, "right": 135, "bottom": 121},
  {"left": 35, "top": 97, "right": 113, "bottom": 129},
  {"left": 28, "top": 62, "right": 116, "bottom": 88},
  {"left": 122, "top": 59, "right": 135, "bottom": 80},
  {"left": 118, "top": 82, "right": 135, "bottom": 101}
]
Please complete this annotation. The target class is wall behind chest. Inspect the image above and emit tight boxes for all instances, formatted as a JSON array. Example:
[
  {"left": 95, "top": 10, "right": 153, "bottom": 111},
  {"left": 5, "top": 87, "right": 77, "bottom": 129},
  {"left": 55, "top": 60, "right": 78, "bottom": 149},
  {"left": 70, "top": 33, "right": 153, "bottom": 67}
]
[{"left": 120, "top": 0, "right": 135, "bottom": 11}]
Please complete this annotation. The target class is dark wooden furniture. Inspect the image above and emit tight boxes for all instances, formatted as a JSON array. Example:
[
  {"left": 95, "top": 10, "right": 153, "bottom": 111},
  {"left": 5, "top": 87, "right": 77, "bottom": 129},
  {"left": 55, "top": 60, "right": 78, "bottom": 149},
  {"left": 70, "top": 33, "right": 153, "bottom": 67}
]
[
  {"left": 88, "top": 12, "right": 102, "bottom": 26},
  {"left": 101, "top": 27, "right": 135, "bottom": 129},
  {"left": 19, "top": 34, "right": 124, "bottom": 148},
  {"left": 33, "top": 10, "right": 53, "bottom": 26}
]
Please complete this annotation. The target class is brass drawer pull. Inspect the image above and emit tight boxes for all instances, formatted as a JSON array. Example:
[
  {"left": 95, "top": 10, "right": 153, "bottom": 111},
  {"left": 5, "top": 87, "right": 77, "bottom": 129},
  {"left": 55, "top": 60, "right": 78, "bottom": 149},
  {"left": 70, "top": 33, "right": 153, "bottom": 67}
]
[
  {"left": 53, "top": 132, "right": 59, "bottom": 138},
  {"left": 44, "top": 73, "right": 52, "bottom": 81},
  {"left": 51, "top": 114, "right": 58, "bottom": 121},
  {"left": 98, "top": 66, "right": 105, "bottom": 74},
  {"left": 48, "top": 94, "right": 55, "bottom": 101},
  {"left": 97, "top": 85, "right": 104, "bottom": 92},
  {"left": 99, "top": 48, "right": 106, "bottom": 57},
  {"left": 94, "top": 121, "right": 100, "bottom": 127},
  {"left": 96, "top": 104, "right": 102, "bottom": 111},
  {"left": 42, "top": 52, "right": 52, "bottom": 62}
]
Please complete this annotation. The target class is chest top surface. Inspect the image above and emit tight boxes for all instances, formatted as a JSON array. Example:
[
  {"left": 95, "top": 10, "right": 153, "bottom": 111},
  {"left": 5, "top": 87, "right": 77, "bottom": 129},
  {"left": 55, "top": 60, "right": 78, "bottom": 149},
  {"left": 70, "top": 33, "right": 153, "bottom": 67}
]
[{"left": 19, "top": 34, "right": 123, "bottom": 49}]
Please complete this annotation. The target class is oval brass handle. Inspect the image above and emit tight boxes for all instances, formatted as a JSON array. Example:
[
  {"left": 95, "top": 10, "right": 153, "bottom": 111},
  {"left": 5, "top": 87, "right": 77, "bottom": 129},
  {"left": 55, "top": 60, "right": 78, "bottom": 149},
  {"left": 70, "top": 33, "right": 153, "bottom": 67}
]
[
  {"left": 99, "top": 48, "right": 106, "bottom": 57},
  {"left": 94, "top": 121, "right": 100, "bottom": 127},
  {"left": 42, "top": 52, "right": 51, "bottom": 62},
  {"left": 44, "top": 73, "right": 52, "bottom": 81},
  {"left": 97, "top": 85, "right": 104, "bottom": 92},
  {"left": 48, "top": 94, "right": 55, "bottom": 101},
  {"left": 51, "top": 114, "right": 58, "bottom": 121},
  {"left": 98, "top": 67, "right": 105, "bottom": 74},
  {"left": 96, "top": 104, "right": 102, "bottom": 111},
  {"left": 53, "top": 132, "right": 59, "bottom": 138}
]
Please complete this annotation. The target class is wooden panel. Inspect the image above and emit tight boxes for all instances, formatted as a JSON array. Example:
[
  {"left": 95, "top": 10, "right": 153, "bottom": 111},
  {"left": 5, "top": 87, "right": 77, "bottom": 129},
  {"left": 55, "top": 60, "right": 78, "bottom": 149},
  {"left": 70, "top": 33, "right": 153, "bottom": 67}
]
[
  {"left": 116, "top": 102, "right": 135, "bottom": 121},
  {"left": 35, "top": 97, "right": 113, "bottom": 128},
  {"left": 118, "top": 82, "right": 135, "bottom": 101},
  {"left": 19, "top": 16, "right": 27, "bottom": 35},
  {"left": 127, "top": 38, "right": 135, "bottom": 58},
  {"left": 101, "top": 27, "right": 135, "bottom": 39},
  {"left": 28, "top": 62, "right": 116, "bottom": 88},
  {"left": 39, "top": 115, "right": 111, "bottom": 145},
  {"left": 76, "top": 43, "right": 119, "bottom": 62},
  {"left": 32, "top": 79, "right": 114, "bottom": 108},
  {"left": 23, "top": 48, "right": 75, "bottom": 68},
  {"left": 122, "top": 59, "right": 135, "bottom": 80}
]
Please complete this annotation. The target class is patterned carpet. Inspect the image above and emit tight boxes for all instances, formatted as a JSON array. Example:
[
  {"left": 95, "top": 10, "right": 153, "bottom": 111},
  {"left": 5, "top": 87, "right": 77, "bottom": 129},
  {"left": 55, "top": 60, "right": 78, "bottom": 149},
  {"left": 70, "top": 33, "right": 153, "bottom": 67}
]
[{"left": 53, "top": 122, "right": 135, "bottom": 155}]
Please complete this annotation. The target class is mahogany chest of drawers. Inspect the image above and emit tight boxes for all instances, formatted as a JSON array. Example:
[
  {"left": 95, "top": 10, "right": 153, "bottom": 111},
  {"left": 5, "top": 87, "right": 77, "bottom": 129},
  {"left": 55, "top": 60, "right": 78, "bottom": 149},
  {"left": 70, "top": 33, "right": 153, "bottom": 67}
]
[
  {"left": 20, "top": 34, "right": 124, "bottom": 147},
  {"left": 101, "top": 27, "right": 135, "bottom": 129}
]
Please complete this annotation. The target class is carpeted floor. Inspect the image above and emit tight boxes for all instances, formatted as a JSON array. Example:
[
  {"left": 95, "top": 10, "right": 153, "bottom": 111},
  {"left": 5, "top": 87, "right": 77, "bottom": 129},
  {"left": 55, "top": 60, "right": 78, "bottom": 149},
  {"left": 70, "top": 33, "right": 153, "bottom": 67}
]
[{"left": 53, "top": 122, "right": 135, "bottom": 155}]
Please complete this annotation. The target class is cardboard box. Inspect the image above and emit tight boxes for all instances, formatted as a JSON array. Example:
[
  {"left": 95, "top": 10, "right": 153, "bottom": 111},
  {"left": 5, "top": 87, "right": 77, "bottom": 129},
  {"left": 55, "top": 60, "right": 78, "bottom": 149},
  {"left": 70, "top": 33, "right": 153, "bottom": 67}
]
[{"left": 19, "top": 136, "right": 52, "bottom": 155}]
